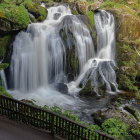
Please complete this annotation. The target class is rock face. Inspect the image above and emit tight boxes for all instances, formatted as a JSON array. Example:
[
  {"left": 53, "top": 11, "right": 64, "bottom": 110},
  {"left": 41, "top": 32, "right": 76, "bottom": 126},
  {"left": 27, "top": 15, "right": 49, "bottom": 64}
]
[
  {"left": 25, "top": 2, "right": 48, "bottom": 22},
  {"left": 54, "top": 83, "right": 68, "bottom": 94},
  {"left": 109, "top": 8, "right": 140, "bottom": 96},
  {"left": 69, "top": 0, "right": 140, "bottom": 97},
  {"left": 92, "top": 107, "right": 140, "bottom": 128}
]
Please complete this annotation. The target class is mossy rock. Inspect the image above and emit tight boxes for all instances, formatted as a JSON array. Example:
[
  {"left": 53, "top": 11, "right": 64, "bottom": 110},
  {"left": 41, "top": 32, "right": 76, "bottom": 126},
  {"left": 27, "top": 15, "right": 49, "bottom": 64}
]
[
  {"left": 130, "top": 127, "right": 140, "bottom": 139},
  {"left": 85, "top": 11, "right": 94, "bottom": 27},
  {"left": 75, "top": 1, "right": 88, "bottom": 15},
  {"left": 117, "top": 43, "right": 139, "bottom": 93},
  {"left": 0, "top": 3, "right": 30, "bottom": 33},
  {"left": 79, "top": 81, "right": 93, "bottom": 96},
  {"left": 124, "top": 106, "right": 140, "bottom": 122},
  {"left": 92, "top": 108, "right": 140, "bottom": 129},
  {"left": 0, "top": 35, "right": 13, "bottom": 59},
  {"left": 0, "top": 63, "right": 9, "bottom": 70},
  {"left": 100, "top": 1, "right": 140, "bottom": 96},
  {"left": 25, "top": 2, "right": 48, "bottom": 22},
  {"left": 101, "top": 118, "right": 130, "bottom": 139}
]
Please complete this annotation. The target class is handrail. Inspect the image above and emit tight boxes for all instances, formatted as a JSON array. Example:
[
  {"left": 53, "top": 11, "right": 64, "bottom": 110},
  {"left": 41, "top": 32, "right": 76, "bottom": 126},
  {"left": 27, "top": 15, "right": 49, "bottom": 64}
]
[{"left": 0, "top": 95, "right": 118, "bottom": 140}]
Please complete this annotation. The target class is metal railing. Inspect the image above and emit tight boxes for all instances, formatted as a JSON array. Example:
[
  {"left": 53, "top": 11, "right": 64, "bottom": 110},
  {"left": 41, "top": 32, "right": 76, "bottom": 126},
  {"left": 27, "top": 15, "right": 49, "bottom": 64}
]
[{"left": 0, "top": 95, "right": 118, "bottom": 140}]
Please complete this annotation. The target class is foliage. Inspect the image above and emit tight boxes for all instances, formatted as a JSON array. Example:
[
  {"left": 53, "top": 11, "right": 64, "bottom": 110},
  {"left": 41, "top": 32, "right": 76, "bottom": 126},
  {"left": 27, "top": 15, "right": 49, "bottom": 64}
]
[
  {"left": 0, "top": 86, "right": 13, "bottom": 98},
  {"left": 0, "top": 3, "right": 29, "bottom": 28},
  {"left": 0, "top": 63, "right": 9, "bottom": 70},
  {"left": 86, "top": 11, "right": 94, "bottom": 26},
  {"left": 131, "top": 127, "right": 140, "bottom": 135},
  {"left": 43, "top": 105, "right": 86, "bottom": 124},
  {"left": 100, "top": 1, "right": 123, "bottom": 9},
  {"left": 117, "top": 44, "right": 139, "bottom": 92},
  {"left": 0, "top": 35, "right": 12, "bottom": 58},
  {"left": 101, "top": 118, "right": 130, "bottom": 140},
  {"left": 24, "top": 1, "right": 47, "bottom": 21},
  {"left": 87, "top": 124, "right": 101, "bottom": 140}
]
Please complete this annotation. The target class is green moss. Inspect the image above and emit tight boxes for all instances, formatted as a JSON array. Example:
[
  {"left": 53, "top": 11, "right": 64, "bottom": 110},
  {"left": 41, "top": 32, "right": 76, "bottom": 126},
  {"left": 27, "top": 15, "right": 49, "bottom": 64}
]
[
  {"left": 100, "top": 0, "right": 139, "bottom": 17},
  {"left": 79, "top": 81, "right": 92, "bottom": 95},
  {"left": 0, "top": 86, "right": 13, "bottom": 98},
  {"left": 25, "top": 2, "right": 47, "bottom": 21},
  {"left": 0, "top": 35, "right": 12, "bottom": 58},
  {"left": 87, "top": 125, "right": 101, "bottom": 139},
  {"left": 124, "top": 106, "right": 140, "bottom": 122},
  {"left": 101, "top": 118, "right": 130, "bottom": 139},
  {"left": 131, "top": 127, "right": 140, "bottom": 135},
  {"left": 0, "top": 63, "right": 9, "bottom": 70},
  {"left": 0, "top": 4, "right": 30, "bottom": 28},
  {"left": 101, "top": 2, "right": 121, "bottom": 9},
  {"left": 117, "top": 44, "right": 139, "bottom": 92},
  {"left": 71, "top": 9, "right": 79, "bottom": 15},
  {"left": 86, "top": 11, "right": 94, "bottom": 26}
]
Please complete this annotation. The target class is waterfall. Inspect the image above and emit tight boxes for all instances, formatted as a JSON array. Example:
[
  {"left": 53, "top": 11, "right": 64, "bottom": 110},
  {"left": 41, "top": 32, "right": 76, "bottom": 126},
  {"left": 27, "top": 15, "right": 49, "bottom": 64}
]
[
  {"left": 9, "top": 5, "right": 94, "bottom": 106},
  {"left": 68, "top": 10, "right": 118, "bottom": 95},
  {"left": 0, "top": 61, "right": 7, "bottom": 89},
  {"left": 8, "top": 5, "right": 118, "bottom": 107}
]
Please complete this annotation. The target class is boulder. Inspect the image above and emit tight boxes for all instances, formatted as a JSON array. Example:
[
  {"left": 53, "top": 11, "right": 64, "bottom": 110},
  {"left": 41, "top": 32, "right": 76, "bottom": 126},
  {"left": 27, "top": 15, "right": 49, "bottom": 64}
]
[
  {"left": 54, "top": 83, "right": 68, "bottom": 94},
  {"left": 0, "top": 4, "right": 30, "bottom": 34},
  {"left": 92, "top": 107, "right": 140, "bottom": 128}
]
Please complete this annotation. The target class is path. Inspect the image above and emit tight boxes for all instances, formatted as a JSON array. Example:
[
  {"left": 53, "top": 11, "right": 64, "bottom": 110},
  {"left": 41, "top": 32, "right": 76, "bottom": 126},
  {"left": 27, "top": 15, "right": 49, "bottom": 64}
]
[{"left": 0, "top": 116, "right": 58, "bottom": 140}]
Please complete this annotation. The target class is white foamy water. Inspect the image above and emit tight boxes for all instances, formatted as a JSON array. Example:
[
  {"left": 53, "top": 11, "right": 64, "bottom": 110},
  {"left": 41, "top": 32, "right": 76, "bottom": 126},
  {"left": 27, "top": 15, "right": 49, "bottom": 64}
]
[
  {"left": 68, "top": 10, "right": 118, "bottom": 95},
  {"left": 0, "top": 61, "right": 7, "bottom": 89},
  {"left": 9, "top": 5, "right": 94, "bottom": 108},
  {"left": 7, "top": 5, "right": 118, "bottom": 112}
]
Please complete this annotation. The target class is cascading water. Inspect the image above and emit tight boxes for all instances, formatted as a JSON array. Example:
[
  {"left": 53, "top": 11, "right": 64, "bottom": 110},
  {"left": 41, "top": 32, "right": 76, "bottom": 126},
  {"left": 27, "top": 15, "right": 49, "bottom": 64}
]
[
  {"left": 68, "top": 10, "right": 118, "bottom": 95},
  {"left": 9, "top": 5, "right": 94, "bottom": 107},
  {"left": 0, "top": 61, "right": 7, "bottom": 89},
  {"left": 5, "top": 5, "right": 118, "bottom": 123}
]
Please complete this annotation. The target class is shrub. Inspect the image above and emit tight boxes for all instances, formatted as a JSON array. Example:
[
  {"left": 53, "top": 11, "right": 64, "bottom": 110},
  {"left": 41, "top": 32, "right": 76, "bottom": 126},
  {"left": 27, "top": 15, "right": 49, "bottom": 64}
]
[
  {"left": 101, "top": 118, "right": 130, "bottom": 139},
  {"left": 0, "top": 86, "right": 13, "bottom": 98}
]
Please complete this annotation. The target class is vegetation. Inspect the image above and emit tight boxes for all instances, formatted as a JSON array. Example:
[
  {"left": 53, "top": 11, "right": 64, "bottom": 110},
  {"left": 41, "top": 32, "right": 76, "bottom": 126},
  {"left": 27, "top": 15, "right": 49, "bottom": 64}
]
[
  {"left": 86, "top": 11, "right": 94, "bottom": 26},
  {"left": 24, "top": 1, "right": 47, "bottom": 21},
  {"left": 0, "top": 3, "right": 29, "bottom": 28},
  {"left": 101, "top": 118, "right": 131, "bottom": 140},
  {"left": 0, "top": 0, "right": 140, "bottom": 139},
  {"left": 0, "top": 63, "right": 9, "bottom": 70},
  {"left": 0, "top": 35, "right": 13, "bottom": 58},
  {"left": 0, "top": 86, "right": 13, "bottom": 98},
  {"left": 117, "top": 44, "right": 139, "bottom": 93}
]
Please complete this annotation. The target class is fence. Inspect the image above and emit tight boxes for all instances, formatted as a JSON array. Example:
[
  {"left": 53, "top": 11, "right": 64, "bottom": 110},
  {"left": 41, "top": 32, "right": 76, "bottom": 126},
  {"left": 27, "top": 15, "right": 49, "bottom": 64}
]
[{"left": 0, "top": 95, "right": 118, "bottom": 140}]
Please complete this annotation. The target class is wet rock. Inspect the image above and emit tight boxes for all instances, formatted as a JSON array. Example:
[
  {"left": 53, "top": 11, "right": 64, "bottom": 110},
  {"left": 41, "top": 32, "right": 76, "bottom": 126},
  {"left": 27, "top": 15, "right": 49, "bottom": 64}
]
[
  {"left": 92, "top": 110, "right": 105, "bottom": 125},
  {"left": 124, "top": 106, "right": 140, "bottom": 122},
  {"left": 75, "top": 1, "right": 88, "bottom": 14},
  {"left": 59, "top": 16, "right": 79, "bottom": 81},
  {"left": 25, "top": 3, "right": 48, "bottom": 22},
  {"left": 54, "top": 83, "right": 68, "bottom": 94},
  {"left": 92, "top": 108, "right": 140, "bottom": 128},
  {"left": 79, "top": 81, "right": 93, "bottom": 96},
  {"left": 88, "top": 2, "right": 102, "bottom": 11}
]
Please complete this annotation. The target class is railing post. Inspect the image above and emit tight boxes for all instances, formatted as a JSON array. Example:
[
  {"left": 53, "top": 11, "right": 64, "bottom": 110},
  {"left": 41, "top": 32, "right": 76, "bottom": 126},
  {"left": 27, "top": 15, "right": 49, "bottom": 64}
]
[
  {"left": 51, "top": 114, "right": 55, "bottom": 136},
  {"left": 0, "top": 96, "right": 2, "bottom": 115}
]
